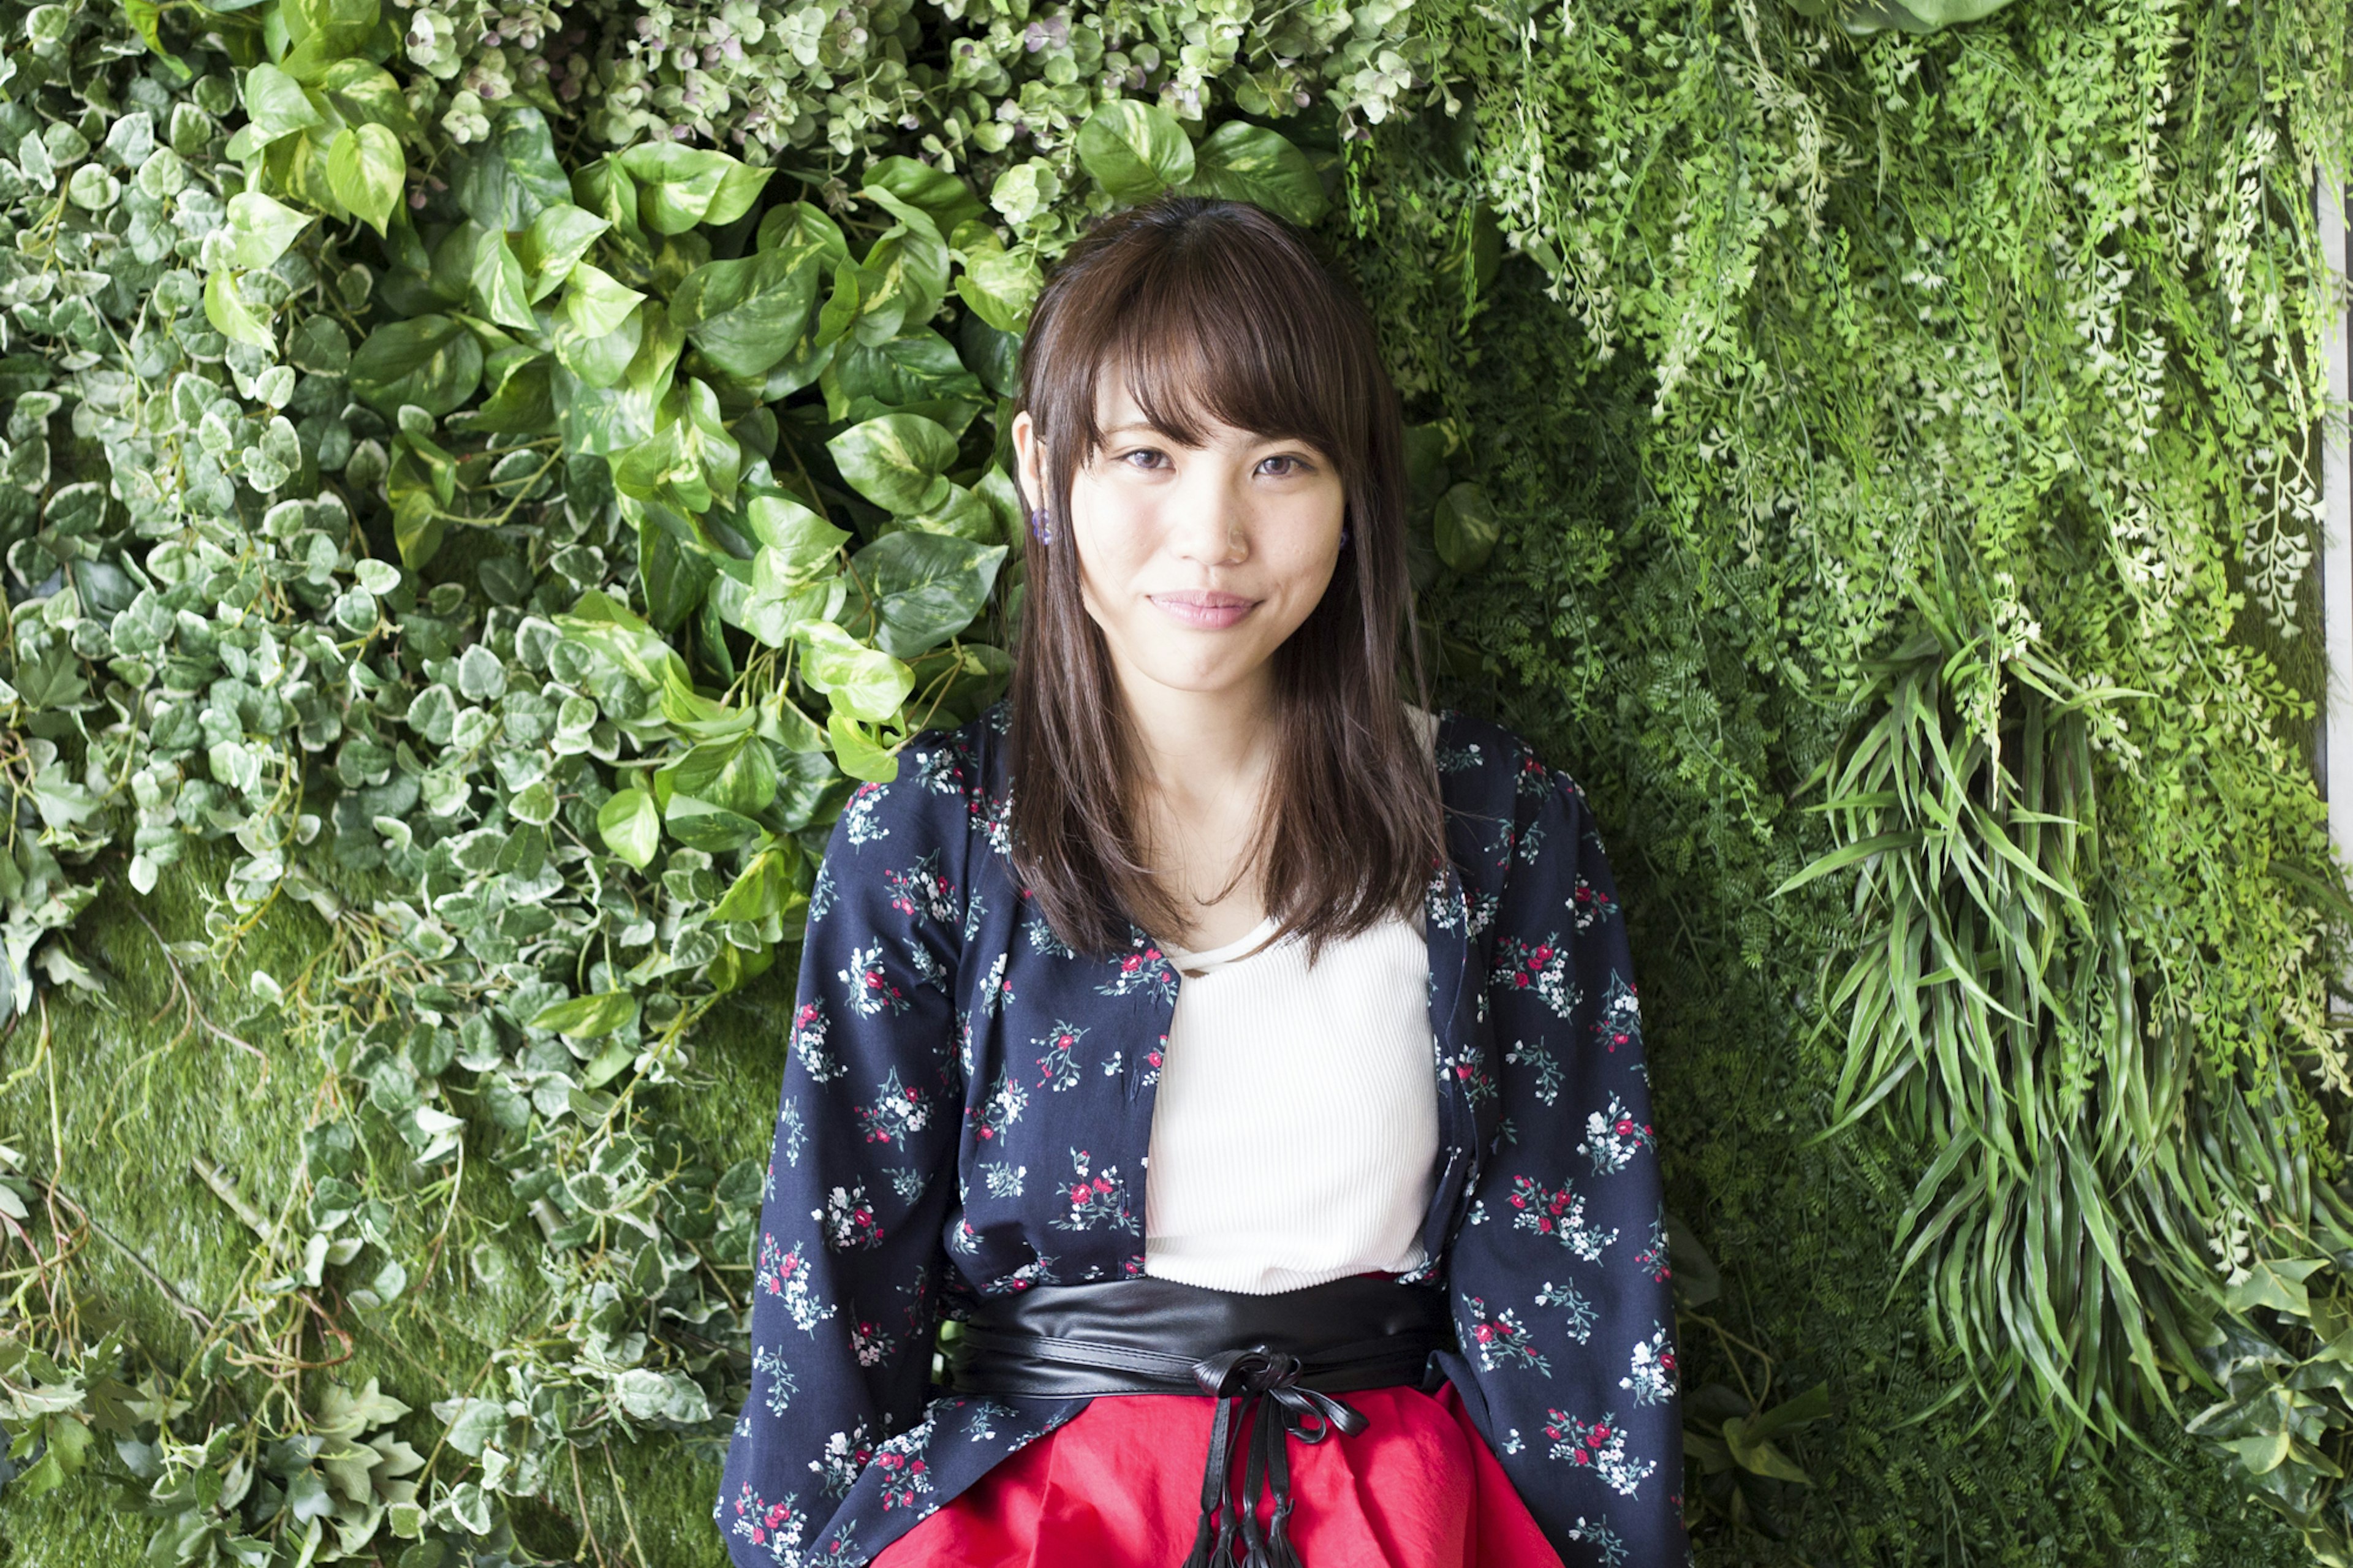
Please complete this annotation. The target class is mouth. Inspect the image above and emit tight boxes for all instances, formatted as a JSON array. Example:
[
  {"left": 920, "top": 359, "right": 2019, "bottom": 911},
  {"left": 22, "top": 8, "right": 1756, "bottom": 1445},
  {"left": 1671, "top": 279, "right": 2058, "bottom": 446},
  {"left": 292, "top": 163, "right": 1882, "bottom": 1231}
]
[{"left": 1149, "top": 591, "right": 1260, "bottom": 630}]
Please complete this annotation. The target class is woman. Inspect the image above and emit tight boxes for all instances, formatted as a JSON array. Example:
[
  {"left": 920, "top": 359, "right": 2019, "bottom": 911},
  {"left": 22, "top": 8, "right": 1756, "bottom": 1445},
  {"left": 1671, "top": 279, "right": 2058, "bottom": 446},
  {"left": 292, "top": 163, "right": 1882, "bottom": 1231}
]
[{"left": 716, "top": 194, "right": 1687, "bottom": 1568}]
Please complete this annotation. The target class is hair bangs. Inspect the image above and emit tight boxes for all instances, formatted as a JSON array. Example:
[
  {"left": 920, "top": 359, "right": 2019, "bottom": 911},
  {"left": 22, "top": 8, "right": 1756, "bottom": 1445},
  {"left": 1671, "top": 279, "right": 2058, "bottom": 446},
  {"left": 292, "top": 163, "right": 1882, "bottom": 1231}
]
[{"left": 1077, "top": 250, "right": 1356, "bottom": 472}]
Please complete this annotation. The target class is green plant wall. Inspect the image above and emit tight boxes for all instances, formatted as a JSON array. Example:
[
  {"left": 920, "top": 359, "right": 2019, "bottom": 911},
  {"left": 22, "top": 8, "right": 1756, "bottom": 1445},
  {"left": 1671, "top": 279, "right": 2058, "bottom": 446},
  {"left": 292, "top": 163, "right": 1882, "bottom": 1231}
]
[{"left": 4, "top": 0, "right": 2353, "bottom": 1559}]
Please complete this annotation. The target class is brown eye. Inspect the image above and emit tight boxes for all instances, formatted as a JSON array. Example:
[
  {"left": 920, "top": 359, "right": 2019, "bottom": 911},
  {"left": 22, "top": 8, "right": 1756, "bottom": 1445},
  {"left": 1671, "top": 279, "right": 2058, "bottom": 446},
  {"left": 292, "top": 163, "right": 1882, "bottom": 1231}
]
[{"left": 1259, "top": 455, "right": 1310, "bottom": 477}]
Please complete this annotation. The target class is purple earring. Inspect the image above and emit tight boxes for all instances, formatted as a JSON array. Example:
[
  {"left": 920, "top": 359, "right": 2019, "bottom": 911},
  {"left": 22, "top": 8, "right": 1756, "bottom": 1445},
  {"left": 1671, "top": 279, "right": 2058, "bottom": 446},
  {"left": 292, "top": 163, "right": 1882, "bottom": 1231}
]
[
  {"left": 1339, "top": 524, "right": 1352, "bottom": 548},
  {"left": 1029, "top": 506, "right": 1053, "bottom": 545}
]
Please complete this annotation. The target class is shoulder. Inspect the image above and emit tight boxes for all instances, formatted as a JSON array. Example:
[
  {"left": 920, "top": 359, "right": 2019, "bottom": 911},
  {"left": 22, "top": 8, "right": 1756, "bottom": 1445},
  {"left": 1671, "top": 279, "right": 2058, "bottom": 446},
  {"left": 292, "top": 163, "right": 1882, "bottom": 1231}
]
[
  {"left": 830, "top": 707, "right": 991, "bottom": 855},
  {"left": 1429, "top": 706, "right": 1587, "bottom": 819},
  {"left": 810, "top": 708, "right": 995, "bottom": 930}
]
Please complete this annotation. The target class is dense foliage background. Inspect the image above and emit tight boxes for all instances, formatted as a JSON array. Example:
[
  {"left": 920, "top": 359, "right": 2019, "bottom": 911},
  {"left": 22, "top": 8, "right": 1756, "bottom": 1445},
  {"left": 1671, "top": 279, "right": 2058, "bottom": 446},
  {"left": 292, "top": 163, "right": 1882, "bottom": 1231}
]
[{"left": 4, "top": 0, "right": 2353, "bottom": 1559}]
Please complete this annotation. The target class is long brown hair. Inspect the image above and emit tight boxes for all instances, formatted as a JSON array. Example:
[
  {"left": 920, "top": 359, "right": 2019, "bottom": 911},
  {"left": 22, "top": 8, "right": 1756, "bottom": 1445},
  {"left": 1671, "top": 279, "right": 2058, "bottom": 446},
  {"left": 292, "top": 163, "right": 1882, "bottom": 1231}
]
[{"left": 1005, "top": 193, "right": 1446, "bottom": 966}]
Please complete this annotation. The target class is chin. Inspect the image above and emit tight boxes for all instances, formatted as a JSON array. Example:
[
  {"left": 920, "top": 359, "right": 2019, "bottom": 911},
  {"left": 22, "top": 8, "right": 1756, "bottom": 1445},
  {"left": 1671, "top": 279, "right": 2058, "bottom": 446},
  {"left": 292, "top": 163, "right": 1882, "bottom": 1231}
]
[{"left": 1139, "top": 654, "right": 1260, "bottom": 694}]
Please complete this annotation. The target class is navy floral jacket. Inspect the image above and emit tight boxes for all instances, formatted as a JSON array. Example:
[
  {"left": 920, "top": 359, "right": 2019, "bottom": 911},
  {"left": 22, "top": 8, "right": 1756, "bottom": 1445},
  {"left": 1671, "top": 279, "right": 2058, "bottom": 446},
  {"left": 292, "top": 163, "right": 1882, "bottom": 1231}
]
[{"left": 715, "top": 696, "right": 1689, "bottom": 1567}]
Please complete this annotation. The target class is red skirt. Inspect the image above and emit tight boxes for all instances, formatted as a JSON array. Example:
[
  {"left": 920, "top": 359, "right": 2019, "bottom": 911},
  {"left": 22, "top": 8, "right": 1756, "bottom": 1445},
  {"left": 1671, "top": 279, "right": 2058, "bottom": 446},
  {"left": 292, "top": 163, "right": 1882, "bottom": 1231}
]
[{"left": 874, "top": 1380, "right": 1564, "bottom": 1568}]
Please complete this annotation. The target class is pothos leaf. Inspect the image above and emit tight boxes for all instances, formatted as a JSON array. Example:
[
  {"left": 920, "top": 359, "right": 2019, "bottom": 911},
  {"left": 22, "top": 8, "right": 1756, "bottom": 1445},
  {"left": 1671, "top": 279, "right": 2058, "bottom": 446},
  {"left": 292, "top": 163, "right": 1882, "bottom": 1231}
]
[
  {"left": 596, "top": 788, "right": 661, "bottom": 868},
  {"left": 325, "top": 122, "right": 404, "bottom": 236},
  {"left": 1075, "top": 98, "right": 1195, "bottom": 205},
  {"left": 529, "top": 991, "right": 640, "bottom": 1039}
]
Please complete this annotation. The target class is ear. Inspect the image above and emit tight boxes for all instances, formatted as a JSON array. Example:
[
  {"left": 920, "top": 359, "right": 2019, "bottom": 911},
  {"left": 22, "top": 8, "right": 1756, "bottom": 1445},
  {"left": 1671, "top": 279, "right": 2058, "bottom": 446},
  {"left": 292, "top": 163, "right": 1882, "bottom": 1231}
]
[{"left": 1010, "top": 410, "right": 1045, "bottom": 512}]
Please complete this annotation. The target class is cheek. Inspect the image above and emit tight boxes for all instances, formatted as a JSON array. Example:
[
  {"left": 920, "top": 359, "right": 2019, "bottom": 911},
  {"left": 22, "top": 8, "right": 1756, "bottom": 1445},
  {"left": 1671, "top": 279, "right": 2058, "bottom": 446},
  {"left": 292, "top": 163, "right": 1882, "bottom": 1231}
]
[{"left": 1070, "top": 485, "right": 1159, "bottom": 587}]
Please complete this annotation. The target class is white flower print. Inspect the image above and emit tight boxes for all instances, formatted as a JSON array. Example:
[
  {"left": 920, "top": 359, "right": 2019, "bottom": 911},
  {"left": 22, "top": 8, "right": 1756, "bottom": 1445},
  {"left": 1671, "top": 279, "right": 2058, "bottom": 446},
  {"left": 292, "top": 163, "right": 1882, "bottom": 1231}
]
[
  {"left": 1435, "top": 739, "right": 1484, "bottom": 773},
  {"left": 1537, "top": 1278, "right": 1599, "bottom": 1344},
  {"left": 790, "top": 1000, "right": 843, "bottom": 1084},
  {"left": 1570, "top": 873, "right": 1618, "bottom": 931},
  {"left": 849, "top": 1313, "right": 898, "bottom": 1368},
  {"left": 839, "top": 942, "right": 912, "bottom": 1018},
  {"left": 778, "top": 1099, "right": 808, "bottom": 1168},
  {"left": 1050, "top": 1148, "right": 1137, "bottom": 1233},
  {"left": 977, "top": 950, "right": 1012, "bottom": 1018},
  {"left": 1488, "top": 817, "right": 1518, "bottom": 871},
  {"left": 902, "top": 936, "right": 950, "bottom": 995},
  {"left": 974, "top": 787, "right": 1014, "bottom": 862},
  {"left": 809, "top": 1418, "right": 875, "bottom": 1497},
  {"left": 1025, "top": 912, "right": 1075, "bottom": 959},
  {"left": 1424, "top": 866, "right": 1468, "bottom": 933},
  {"left": 964, "top": 1398, "right": 1025, "bottom": 1441},
  {"left": 1516, "top": 815, "right": 1547, "bottom": 865},
  {"left": 852, "top": 1068, "right": 933, "bottom": 1150},
  {"left": 752, "top": 1344, "right": 798, "bottom": 1416},
  {"left": 1461, "top": 1292, "right": 1551, "bottom": 1376},
  {"left": 1504, "top": 1037, "right": 1563, "bottom": 1105},
  {"left": 973, "top": 1064, "right": 1028, "bottom": 1145},
  {"left": 1577, "top": 1094, "right": 1656, "bottom": 1175},
  {"left": 983, "top": 1162, "right": 1027, "bottom": 1199},
  {"left": 1395, "top": 1250, "right": 1444, "bottom": 1286},
  {"left": 728, "top": 1481, "right": 809, "bottom": 1564},
  {"left": 1096, "top": 930, "right": 1176, "bottom": 1003},
  {"left": 1512, "top": 749, "right": 1553, "bottom": 797},
  {"left": 947, "top": 1217, "right": 982, "bottom": 1257},
  {"left": 1542, "top": 1409, "right": 1654, "bottom": 1496},
  {"left": 983, "top": 1254, "right": 1059, "bottom": 1293},
  {"left": 1436, "top": 1040, "right": 1498, "bottom": 1108},
  {"left": 1621, "top": 1321, "right": 1677, "bottom": 1407},
  {"left": 868, "top": 1418, "right": 937, "bottom": 1510},
  {"left": 808, "top": 860, "right": 837, "bottom": 926},
  {"left": 914, "top": 744, "right": 966, "bottom": 795},
  {"left": 884, "top": 1165, "right": 925, "bottom": 1202},
  {"left": 962, "top": 887, "right": 988, "bottom": 944},
  {"left": 1031, "top": 1020, "right": 1091, "bottom": 1091},
  {"left": 883, "top": 849, "right": 959, "bottom": 925},
  {"left": 817, "top": 1181, "right": 884, "bottom": 1252},
  {"left": 1507, "top": 1174, "right": 1620, "bottom": 1262},
  {"left": 841, "top": 782, "right": 891, "bottom": 846},
  {"left": 1593, "top": 972, "right": 1642, "bottom": 1057},
  {"left": 1564, "top": 1515, "right": 1630, "bottom": 1567},
  {"left": 1490, "top": 931, "right": 1580, "bottom": 1018},
  {"left": 1635, "top": 1205, "right": 1673, "bottom": 1284},
  {"left": 756, "top": 1234, "right": 835, "bottom": 1333}
]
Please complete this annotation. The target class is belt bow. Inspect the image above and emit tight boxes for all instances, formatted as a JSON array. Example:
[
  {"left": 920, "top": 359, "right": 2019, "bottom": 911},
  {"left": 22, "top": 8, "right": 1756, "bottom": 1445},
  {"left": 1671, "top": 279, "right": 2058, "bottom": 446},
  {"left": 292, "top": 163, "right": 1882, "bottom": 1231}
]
[{"left": 1183, "top": 1347, "right": 1370, "bottom": 1568}]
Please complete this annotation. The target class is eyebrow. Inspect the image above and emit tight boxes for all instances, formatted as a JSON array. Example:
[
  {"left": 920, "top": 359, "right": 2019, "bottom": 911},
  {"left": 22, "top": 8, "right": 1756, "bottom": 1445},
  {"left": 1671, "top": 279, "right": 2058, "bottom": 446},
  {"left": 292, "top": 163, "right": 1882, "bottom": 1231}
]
[{"left": 1101, "top": 422, "right": 1299, "bottom": 447}]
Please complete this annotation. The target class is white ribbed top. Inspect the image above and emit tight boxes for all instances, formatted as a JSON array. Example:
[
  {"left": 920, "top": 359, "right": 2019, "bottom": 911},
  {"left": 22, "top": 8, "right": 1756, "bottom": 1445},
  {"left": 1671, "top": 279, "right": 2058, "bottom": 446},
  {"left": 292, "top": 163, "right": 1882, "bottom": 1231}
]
[{"left": 1142, "top": 707, "right": 1444, "bottom": 1295}]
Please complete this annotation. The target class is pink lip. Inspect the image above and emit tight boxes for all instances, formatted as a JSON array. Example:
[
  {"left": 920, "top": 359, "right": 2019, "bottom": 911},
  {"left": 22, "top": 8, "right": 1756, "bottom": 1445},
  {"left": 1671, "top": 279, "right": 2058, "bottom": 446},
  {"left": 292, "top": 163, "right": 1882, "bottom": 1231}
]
[{"left": 1150, "top": 591, "right": 1259, "bottom": 630}]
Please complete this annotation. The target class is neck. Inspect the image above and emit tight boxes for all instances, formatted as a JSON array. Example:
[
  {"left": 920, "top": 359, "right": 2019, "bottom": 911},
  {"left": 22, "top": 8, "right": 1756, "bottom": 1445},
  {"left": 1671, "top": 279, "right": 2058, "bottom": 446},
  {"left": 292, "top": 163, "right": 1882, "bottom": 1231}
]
[{"left": 1113, "top": 664, "right": 1279, "bottom": 809}]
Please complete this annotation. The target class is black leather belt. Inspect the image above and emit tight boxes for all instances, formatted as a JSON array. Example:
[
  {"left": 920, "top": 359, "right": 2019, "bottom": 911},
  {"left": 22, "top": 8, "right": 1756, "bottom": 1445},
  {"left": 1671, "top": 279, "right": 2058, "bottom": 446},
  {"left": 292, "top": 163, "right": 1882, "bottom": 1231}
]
[{"left": 942, "top": 1272, "right": 1455, "bottom": 1568}]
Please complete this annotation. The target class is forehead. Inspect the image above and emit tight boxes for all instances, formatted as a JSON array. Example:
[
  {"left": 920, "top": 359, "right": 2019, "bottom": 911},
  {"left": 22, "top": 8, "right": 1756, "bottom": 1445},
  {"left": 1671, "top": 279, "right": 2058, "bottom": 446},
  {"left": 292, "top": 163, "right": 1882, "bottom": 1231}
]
[{"left": 1092, "top": 377, "right": 1277, "bottom": 445}]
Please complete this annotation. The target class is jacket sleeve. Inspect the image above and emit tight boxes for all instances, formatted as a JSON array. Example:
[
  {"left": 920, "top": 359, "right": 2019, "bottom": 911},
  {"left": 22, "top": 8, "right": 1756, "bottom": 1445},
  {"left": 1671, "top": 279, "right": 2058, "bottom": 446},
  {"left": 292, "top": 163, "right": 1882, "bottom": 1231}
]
[
  {"left": 1443, "top": 751, "right": 1691, "bottom": 1567},
  {"left": 716, "top": 735, "right": 969, "bottom": 1567}
]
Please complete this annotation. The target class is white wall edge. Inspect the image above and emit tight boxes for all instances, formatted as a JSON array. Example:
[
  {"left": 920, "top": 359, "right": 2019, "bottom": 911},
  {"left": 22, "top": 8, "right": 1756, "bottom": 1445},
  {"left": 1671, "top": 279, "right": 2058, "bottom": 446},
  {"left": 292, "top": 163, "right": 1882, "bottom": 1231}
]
[{"left": 2321, "top": 166, "right": 2353, "bottom": 1015}]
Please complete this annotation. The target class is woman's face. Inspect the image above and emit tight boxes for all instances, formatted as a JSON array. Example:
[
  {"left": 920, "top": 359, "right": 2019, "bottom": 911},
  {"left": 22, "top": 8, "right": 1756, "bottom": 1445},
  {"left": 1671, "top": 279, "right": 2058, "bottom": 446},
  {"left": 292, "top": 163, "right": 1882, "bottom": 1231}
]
[{"left": 1012, "top": 381, "right": 1347, "bottom": 702}]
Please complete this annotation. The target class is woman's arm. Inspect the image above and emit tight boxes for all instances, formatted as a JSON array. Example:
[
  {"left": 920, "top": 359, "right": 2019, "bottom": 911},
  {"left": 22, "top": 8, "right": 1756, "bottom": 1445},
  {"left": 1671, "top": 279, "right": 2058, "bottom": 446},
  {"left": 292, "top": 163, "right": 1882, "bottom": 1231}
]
[
  {"left": 1444, "top": 747, "right": 1691, "bottom": 1567},
  {"left": 716, "top": 735, "right": 971, "bottom": 1566}
]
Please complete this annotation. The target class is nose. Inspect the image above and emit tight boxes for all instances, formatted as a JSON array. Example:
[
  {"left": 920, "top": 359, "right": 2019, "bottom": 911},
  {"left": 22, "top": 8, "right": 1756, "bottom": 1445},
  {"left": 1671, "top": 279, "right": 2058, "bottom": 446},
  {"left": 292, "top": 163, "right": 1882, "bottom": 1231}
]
[{"left": 1164, "top": 465, "right": 1249, "bottom": 565}]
